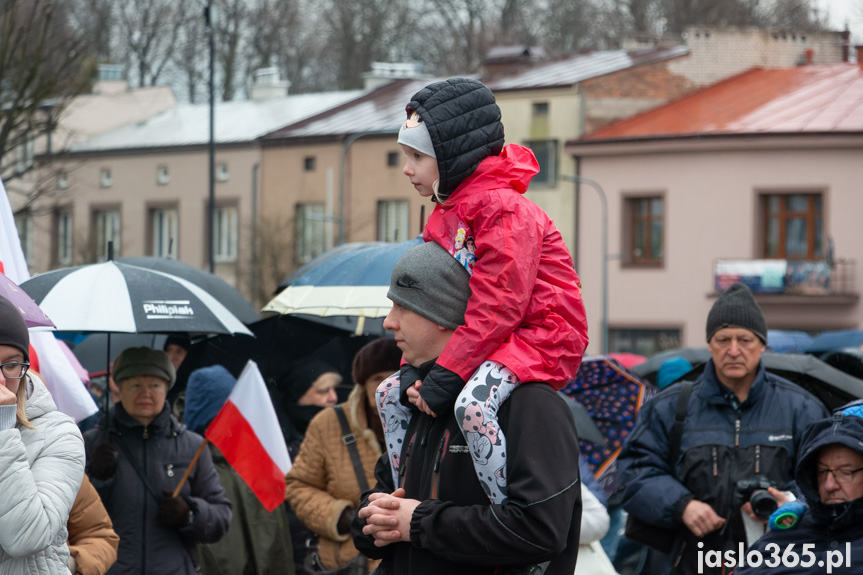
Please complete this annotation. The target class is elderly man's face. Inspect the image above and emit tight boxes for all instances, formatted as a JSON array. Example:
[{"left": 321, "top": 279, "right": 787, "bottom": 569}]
[
  {"left": 707, "top": 327, "right": 765, "bottom": 386},
  {"left": 119, "top": 375, "right": 168, "bottom": 426},
  {"left": 817, "top": 444, "right": 863, "bottom": 504}
]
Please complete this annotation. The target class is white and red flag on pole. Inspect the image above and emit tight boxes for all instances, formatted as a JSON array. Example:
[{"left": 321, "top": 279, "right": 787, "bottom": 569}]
[
  {"left": 0, "top": 178, "right": 97, "bottom": 422},
  {"left": 206, "top": 360, "right": 292, "bottom": 511}
]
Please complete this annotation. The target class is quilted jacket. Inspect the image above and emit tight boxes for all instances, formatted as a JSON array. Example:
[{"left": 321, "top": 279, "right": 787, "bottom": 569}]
[
  {"left": 0, "top": 372, "right": 85, "bottom": 575},
  {"left": 284, "top": 385, "right": 382, "bottom": 572},
  {"left": 67, "top": 474, "right": 119, "bottom": 575}
]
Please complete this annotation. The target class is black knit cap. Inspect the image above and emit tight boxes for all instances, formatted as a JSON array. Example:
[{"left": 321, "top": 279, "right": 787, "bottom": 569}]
[
  {"left": 0, "top": 296, "right": 29, "bottom": 362},
  {"left": 706, "top": 282, "right": 767, "bottom": 343},
  {"left": 283, "top": 358, "right": 340, "bottom": 404}
]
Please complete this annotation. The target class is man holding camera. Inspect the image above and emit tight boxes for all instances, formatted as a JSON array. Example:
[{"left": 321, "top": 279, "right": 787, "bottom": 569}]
[
  {"left": 735, "top": 408, "right": 863, "bottom": 574},
  {"left": 617, "top": 283, "right": 828, "bottom": 574}
]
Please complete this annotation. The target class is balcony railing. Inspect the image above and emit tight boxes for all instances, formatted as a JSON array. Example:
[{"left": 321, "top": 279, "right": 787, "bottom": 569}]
[{"left": 713, "top": 258, "right": 858, "bottom": 301}]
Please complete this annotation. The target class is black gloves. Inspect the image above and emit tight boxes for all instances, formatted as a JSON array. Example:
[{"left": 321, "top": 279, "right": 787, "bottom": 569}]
[
  {"left": 421, "top": 364, "right": 467, "bottom": 416},
  {"left": 398, "top": 364, "right": 423, "bottom": 407},
  {"left": 158, "top": 490, "right": 193, "bottom": 527},
  {"left": 337, "top": 506, "right": 355, "bottom": 535},
  {"left": 89, "top": 442, "right": 118, "bottom": 480}
]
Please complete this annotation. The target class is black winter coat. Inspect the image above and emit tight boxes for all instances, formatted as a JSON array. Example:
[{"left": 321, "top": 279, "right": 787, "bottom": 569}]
[
  {"left": 84, "top": 404, "right": 232, "bottom": 575},
  {"left": 352, "top": 380, "right": 582, "bottom": 575}
]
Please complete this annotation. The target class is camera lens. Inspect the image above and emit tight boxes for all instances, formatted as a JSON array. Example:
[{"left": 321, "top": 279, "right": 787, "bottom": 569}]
[{"left": 750, "top": 489, "right": 778, "bottom": 520}]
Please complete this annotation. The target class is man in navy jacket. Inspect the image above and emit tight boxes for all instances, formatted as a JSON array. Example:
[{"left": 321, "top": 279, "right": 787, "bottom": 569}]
[{"left": 617, "top": 283, "right": 827, "bottom": 574}]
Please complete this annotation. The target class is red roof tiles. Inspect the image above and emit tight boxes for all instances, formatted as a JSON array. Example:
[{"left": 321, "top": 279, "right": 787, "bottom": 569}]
[{"left": 584, "top": 64, "right": 863, "bottom": 140}]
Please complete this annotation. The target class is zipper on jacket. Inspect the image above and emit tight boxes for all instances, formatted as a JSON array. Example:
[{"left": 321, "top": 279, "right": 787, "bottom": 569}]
[
  {"left": 430, "top": 432, "right": 448, "bottom": 500},
  {"left": 755, "top": 445, "right": 761, "bottom": 474},
  {"left": 143, "top": 425, "right": 149, "bottom": 439},
  {"left": 734, "top": 419, "right": 740, "bottom": 447},
  {"left": 712, "top": 446, "right": 718, "bottom": 477},
  {"left": 398, "top": 434, "right": 416, "bottom": 489}
]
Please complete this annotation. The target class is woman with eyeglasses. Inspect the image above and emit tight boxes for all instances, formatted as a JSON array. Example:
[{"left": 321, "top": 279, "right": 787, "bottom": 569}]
[{"left": 0, "top": 296, "right": 86, "bottom": 574}]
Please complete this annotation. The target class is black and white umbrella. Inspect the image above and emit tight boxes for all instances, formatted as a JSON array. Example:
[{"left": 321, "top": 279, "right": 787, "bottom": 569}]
[{"left": 21, "top": 261, "right": 253, "bottom": 336}]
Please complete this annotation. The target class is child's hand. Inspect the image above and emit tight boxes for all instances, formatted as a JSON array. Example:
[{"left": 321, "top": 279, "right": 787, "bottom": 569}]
[{"left": 406, "top": 381, "right": 437, "bottom": 417}]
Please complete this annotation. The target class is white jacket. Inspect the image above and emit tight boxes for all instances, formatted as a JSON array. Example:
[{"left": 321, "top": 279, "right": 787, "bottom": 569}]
[
  {"left": 575, "top": 484, "right": 619, "bottom": 575},
  {"left": 0, "top": 373, "right": 85, "bottom": 575}
]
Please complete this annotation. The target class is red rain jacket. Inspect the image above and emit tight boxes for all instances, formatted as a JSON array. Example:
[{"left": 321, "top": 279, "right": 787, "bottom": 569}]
[{"left": 423, "top": 143, "right": 589, "bottom": 389}]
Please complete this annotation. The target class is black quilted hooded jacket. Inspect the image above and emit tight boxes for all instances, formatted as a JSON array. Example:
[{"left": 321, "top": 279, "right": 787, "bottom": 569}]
[{"left": 404, "top": 77, "right": 505, "bottom": 202}]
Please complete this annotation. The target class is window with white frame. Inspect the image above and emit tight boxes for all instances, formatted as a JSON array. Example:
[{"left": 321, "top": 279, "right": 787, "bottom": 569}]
[
  {"left": 523, "top": 139, "right": 558, "bottom": 187},
  {"left": 151, "top": 208, "right": 179, "bottom": 258},
  {"left": 213, "top": 205, "right": 238, "bottom": 262},
  {"left": 295, "top": 203, "right": 325, "bottom": 264},
  {"left": 217, "top": 162, "right": 229, "bottom": 182},
  {"left": 94, "top": 209, "right": 121, "bottom": 259},
  {"left": 14, "top": 212, "right": 33, "bottom": 264},
  {"left": 100, "top": 168, "right": 112, "bottom": 188},
  {"left": 377, "top": 200, "right": 410, "bottom": 242},
  {"left": 157, "top": 165, "right": 170, "bottom": 185},
  {"left": 57, "top": 211, "right": 73, "bottom": 266}
]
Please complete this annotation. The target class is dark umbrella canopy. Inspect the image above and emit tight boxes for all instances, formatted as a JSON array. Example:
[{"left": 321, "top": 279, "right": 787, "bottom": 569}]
[
  {"left": 117, "top": 257, "right": 259, "bottom": 324},
  {"left": 21, "top": 261, "right": 252, "bottom": 336},
  {"left": 819, "top": 348, "right": 863, "bottom": 381},
  {"left": 631, "top": 347, "right": 711, "bottom": 384},
  {"left": 558, "top": 392, "right": 605, "bottom": 444}
]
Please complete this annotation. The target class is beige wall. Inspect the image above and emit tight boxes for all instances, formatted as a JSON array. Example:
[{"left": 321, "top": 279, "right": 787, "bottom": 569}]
[
  {"left": 259, "top": 136, "right": 425, "bottom": 296},
  {"left": 29, "top": 146, "right": 260, "bottom": 298},
  {"left": 495, "top": 86, "right": 582, "bottom": 255},
  {"left": 574, "top": 139, "right": 863, "bottom": 354}
]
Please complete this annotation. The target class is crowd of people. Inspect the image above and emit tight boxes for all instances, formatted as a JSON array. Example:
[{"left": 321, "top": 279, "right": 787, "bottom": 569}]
[{"left": 3, "top": 76, "right": 862, "bottom": 575}]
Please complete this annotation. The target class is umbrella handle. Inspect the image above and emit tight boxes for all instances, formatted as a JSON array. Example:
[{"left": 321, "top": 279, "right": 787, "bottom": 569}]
[{"left": 172, "top": 438, "right": 209, "bottom": 498}]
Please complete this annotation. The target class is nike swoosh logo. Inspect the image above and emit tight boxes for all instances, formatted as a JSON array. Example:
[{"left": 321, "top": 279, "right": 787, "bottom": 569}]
[{"left": 396, "top": 275, "right": 419, "bottom": 288}]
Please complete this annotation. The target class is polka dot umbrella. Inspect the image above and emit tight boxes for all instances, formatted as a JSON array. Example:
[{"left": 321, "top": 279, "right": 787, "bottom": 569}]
[{"left": 561, "top": 356, "right": 659, "bottom": 495}]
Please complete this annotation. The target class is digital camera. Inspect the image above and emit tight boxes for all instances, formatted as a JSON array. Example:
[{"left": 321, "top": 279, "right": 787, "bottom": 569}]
[{"left": 733, "top": 477, "right": 778, "bottom": 520}]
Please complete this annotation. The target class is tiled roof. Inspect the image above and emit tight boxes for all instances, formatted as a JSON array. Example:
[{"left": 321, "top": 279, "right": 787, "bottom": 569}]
[
  {"left": 70, "top": 90, "right": 364, "bottom": 152},
  {"left": 582, "top": 63, "right": 863, "bottom": 141},
  {"left": 261, "top": 78, "right": 434, "bottom": 140},
  {"left": 262, "top": 48, "right": 691, "bottom": 141},
  {"left": 484, "top": 46, "right": 689, "bottom": 91}
]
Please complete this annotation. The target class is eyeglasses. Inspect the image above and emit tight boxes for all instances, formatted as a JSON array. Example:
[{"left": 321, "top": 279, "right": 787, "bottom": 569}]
[
  {"left": 0, "top": 362, "right": 30, "bottom": 380},
  {"left": 816, "top": 467, "right": 863, "bottom": 484}
]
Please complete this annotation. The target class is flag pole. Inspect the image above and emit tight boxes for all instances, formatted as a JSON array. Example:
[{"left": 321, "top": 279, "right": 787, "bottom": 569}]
[{"left": 172, "top": 438, "right": 209, "bottom": 498}]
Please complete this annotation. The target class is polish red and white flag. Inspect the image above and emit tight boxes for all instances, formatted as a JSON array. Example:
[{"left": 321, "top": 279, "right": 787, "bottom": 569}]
[
  {"left": 206, "top": 360, "right": 291, "bottom": 511},
  {"left": 0, "top": 178, "right": 97, "bottom": 422}
]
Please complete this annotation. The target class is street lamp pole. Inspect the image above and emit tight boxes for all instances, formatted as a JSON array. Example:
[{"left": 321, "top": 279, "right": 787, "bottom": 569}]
[
  {"left": 205, "top": 0, "right": 216, "bottom": 272},
  {"left": 562, "top": 174, "right": 608, "bottom": 354}
]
